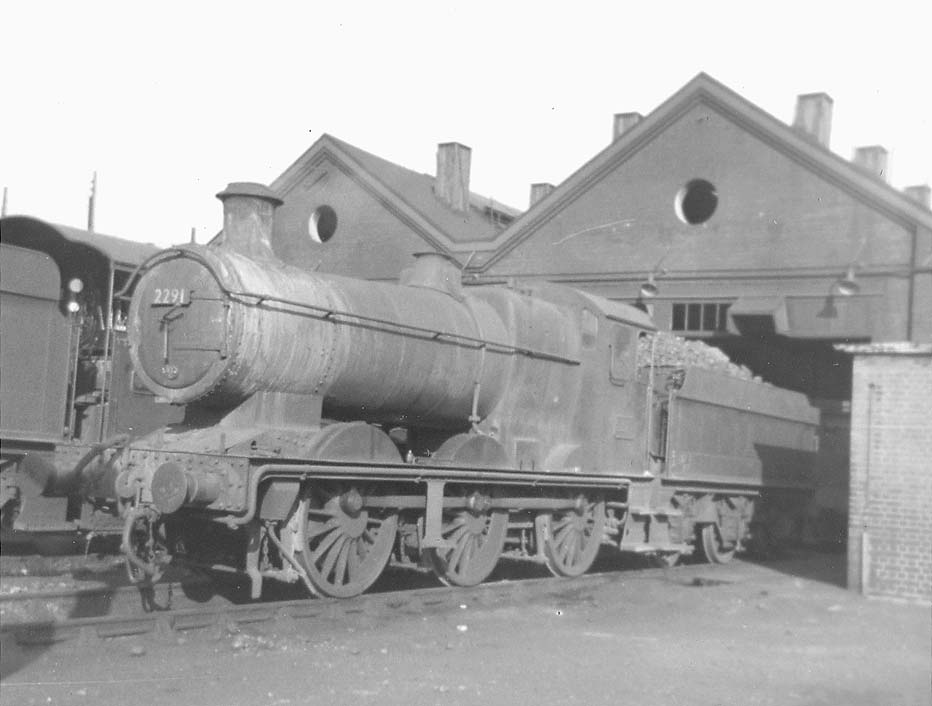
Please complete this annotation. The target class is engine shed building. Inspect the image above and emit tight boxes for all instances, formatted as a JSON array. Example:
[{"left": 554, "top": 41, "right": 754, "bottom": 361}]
[
  {"left": 268, "top": 135, "right": 520, "bottom": 280},
  {"left": 267, "top": 73, "right": 931, "bottom": 587}
]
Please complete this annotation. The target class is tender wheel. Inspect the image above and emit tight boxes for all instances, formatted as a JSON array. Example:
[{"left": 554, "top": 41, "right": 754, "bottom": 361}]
[
  {"left": 426, "top": 491, "right": 507, "bottom": 587},
  {"left": 538, "top": 495, "right": 605, "bottom": 577},
  {"left": 298, "top": 483, "right": 397, "bottom": 598},
  {"left": 699, "top": 523, "right": 736, "bottom": 564}
]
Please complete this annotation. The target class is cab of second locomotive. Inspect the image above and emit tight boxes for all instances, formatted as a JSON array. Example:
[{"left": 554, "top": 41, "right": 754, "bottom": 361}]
[
  {"left": 0, "top": 216, "right": 184, "bottom": 445},
  {"left": 0, "top": 216, "right": 185, "bottom": 534}
]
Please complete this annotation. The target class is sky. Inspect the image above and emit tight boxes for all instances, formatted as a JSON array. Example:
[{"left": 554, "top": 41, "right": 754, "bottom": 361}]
[{"left": 2, "top": 1, "right": 930, "bottom": 248}]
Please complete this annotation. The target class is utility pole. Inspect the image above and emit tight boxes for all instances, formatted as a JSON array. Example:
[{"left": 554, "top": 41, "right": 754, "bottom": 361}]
[
  {"left": 87, "top": 171, "right": 97, "bottom": 231},
  {"left": 1, "top": 186, "right": 7, "bottom": 217}
]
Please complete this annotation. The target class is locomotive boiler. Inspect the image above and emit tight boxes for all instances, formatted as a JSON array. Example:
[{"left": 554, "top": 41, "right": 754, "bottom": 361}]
[{"left": 112, "top": 182, "right": 819, "bottom": 598}]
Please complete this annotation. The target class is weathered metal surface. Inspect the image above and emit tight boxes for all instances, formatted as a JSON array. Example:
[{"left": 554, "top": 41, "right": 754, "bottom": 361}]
[
  {"left": 664, "top": 367, "right": 820, "bottom": 487},
  {"left": 0, "top": 244, "right": 71, "bottom": 442},
  {"left": 129, "top": 245, "right": 519, "bottom": 428}
]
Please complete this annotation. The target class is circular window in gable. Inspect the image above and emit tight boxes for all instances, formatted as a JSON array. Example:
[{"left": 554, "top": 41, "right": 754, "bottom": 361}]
[
  {"left": 309, "top": 205, "right": 338, "bottom": 243},
  {"left": 675, "top": 179, "right": 718, "bottom": 225}
]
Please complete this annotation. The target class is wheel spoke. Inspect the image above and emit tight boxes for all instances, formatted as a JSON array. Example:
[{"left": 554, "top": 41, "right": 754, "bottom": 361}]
[
  {"left": 426, "top": 501, "right": 507, "bottom": 588},
  {"left": 571, "top": 532, "right": 583, "bottom": 563},
  {"left": 298, "top": 480, "right": 398, "bottom": 598},
  {"left": 460, "top": 535, "right": 478, "bottom": 569},
  {"left": 447, "top": 532, "right": 469, "bottom": 571},
  {"left": 333, "top": 540, "right": 351, "bottom": 586},
  {"left": 562, "top": 540, "right": 576, "bottom": 568},
  {"left": 347, "top": 540, "right": 362, "bottom": 580},
  {"left": 319, "top": 534, "right": 348, "bottom": 579},
  {"left": 555, "top": 524, "right": 576, "bottom": 551},
  {"left": 552, "top": 516, "right": 572, "bottom": 532},
  {"left": 541, "top": 498, "right": 605, "bottom": 578},
  {"left": 311, "top": 525, "right": 343, "bottom": 559},
  {"left": 305, "top": 517, "right": 339, "bottom": 539},
  {"left": 445, "top": 523, "right": 471, "bottom": 544},
  {"left": 444, "top": 515, "right": 468, "bottom": 531}
]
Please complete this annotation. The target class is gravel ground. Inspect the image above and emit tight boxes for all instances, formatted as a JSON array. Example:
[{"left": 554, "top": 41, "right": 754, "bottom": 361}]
[{"left": 1, "top": 552, "right": 929, "bottom": 706}]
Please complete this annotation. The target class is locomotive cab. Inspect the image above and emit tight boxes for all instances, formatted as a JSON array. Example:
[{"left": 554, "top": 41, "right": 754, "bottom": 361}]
[{"left": 0, "top": 216, "right": 185, "bottom": 537}]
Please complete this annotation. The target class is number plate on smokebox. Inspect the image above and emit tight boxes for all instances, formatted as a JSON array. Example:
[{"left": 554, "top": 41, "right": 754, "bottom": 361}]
[{"left": 151, "top": 287, "right": 190, "bottom": 306}]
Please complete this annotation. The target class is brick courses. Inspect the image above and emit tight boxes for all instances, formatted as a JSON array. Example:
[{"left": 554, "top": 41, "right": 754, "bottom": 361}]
[{"left": 843, "top": 344, "right": 932, "bottom": 602}]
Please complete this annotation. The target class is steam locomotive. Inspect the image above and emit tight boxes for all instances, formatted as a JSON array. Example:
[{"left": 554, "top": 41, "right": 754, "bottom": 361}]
[
  {"left": 100, "top": 183, "right": 818, "bottom": 598},
  {"left": 0, "top": 217, "right": 183, "bottom": 547}
]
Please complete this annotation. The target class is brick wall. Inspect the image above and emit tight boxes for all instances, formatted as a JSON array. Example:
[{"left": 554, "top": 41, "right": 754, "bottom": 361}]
[{"left": 845, "top": 344, "right": 932, "bottom": 602}]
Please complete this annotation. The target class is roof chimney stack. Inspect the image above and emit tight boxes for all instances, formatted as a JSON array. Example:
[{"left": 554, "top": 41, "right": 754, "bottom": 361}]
[
  {"left": 792, "top": 93, "right": 833, "bottom": 147},
  {"left": 529, "top": 183, "right": 555, "bottom": 206},
  {"left": 904, "top": 184, "right": 931, "bottom": 209},
  {"left": 435, "top": 142, "right": 471, "bottom": 212},
  {"left": 613, "top": 112, "right": 643, "bottom": 141},
  {"left": 853, "top": 146, "right": 889, "bottom": 181}
]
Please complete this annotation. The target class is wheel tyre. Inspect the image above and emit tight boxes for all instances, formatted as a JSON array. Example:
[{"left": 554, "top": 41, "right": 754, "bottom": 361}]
[
  {"left": 426, "top": 510, "right": 508, "bottom": 587},
  {"left": 299, "top": 484, "right": 398, "bottom": 598},
  {"left": 540, "top": 497, "right": 606, "bottom": 578},
  {"left": 699, "top": 523, "right": 736, "bottom": 564}
]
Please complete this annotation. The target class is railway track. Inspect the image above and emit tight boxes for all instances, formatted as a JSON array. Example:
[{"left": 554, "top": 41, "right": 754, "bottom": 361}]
[{"left": 0, "top": 554, "right": 722, "bottom": 647}]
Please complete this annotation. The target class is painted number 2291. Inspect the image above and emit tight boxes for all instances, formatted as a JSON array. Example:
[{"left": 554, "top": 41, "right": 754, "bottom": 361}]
[{"left": 152, "top": 288, "right": 189, "bottom": 306}]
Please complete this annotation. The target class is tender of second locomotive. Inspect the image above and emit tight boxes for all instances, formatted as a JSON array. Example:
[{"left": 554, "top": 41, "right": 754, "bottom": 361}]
[{"left": 109, "top": 183, "right": 818, "bottom": 598}]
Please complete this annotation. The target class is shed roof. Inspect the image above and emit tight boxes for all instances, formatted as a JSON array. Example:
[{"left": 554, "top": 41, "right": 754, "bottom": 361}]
[
  {"left": 479, "top": 72, "right": 932, "bottom": 270},
  {"left": 272, "top": 135, "right": 521, "bottom": 256}
]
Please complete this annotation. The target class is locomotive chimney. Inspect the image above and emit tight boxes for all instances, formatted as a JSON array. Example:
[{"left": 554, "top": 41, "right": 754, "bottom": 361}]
[
  {"left": 792, "top": 93, "right": 833, "bottom": 147},
  {"left": 400, "top": 251, "right": 464, "bottom": 300},
  {"left": 435, "top": 142, "right": 471, "bottom": 212},
  {"left": 215, "top": 182, "right": 284, "bottom": 259}
]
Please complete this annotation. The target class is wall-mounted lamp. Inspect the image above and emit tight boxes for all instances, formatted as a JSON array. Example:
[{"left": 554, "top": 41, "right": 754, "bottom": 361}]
[
  {"left": 639, "top": 267, "right": 668, "bottom": 299},
  {"left": 835, "top": 265, "right": 859, "bottom": 296},
  {"left": 639, "top": 272, "right": 660, "bottom": 298}
]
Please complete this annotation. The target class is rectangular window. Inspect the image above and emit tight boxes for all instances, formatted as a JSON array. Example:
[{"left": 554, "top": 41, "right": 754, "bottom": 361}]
[
  {"left": 717, "top": 303, "right": 730, "bottom": 331},
  {"left": 702, "top": 303, "right": 718, "bottom": 330},
  {"left": 672, "top": 303, "right": 686, "bottom": 331},
  {"left": 686, "top": 303, "right": 701, "bottom": 331},
  {"left": 671, "top": 302, "right": 731, "bottom": 333}
]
